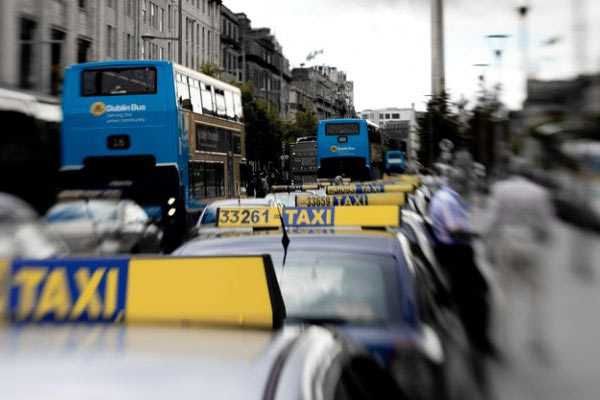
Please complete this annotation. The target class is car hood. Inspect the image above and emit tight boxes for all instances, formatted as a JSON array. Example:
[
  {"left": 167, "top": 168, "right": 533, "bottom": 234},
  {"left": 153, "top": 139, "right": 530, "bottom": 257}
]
[{"left": 0, "top": 324, "right": 296, "bottom": 400}]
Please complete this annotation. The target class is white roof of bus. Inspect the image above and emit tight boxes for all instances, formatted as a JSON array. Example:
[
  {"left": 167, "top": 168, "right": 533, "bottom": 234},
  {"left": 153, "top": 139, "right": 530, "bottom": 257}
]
[{"left": 173, "top": 63, "right": 241, "bottom": 95}]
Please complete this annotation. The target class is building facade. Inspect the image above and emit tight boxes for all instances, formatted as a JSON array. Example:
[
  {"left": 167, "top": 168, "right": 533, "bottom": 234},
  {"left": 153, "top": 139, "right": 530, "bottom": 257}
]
[
  {"left": 290, "top": 66, "right": 354, "bottom": 121},
  {"left": 0, "top": 0, "right": 222, "bottom": 96},
  {"left": 287, "top": 85, "right": 315, "bottom": 121},
  {"left": 220, "top": 4, "right": 241, "bottom": 83},
  {"left": 360, "top": 106, "right": 420, "bottom": 162},
  {"left": 235, "top": 13, "right": 291, "bottom": 118}
]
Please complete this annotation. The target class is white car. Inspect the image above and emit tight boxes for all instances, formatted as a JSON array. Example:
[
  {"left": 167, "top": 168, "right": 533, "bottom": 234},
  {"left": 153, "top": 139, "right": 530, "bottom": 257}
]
[
  {"left": 0, "top": 193, "right": 67, "bottom": 259},
  {"left": 45, "top": 199, "right": 162, "bottom": 254}
]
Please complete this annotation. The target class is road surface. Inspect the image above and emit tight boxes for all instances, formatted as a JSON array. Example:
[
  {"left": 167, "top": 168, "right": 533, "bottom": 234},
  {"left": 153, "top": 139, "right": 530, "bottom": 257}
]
[{"left": 471, "top": 199, "right": 600, "bottom": 400}]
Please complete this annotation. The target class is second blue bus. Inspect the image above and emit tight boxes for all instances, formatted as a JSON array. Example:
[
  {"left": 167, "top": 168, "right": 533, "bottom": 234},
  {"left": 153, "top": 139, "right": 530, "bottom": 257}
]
[{"left": 316, "top": 118, "right": 384, "bottom": 181}]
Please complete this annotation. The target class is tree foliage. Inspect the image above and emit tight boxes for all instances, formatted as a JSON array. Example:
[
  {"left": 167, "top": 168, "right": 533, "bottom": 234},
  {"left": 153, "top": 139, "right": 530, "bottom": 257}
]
[
  {"left": 238, "top": 82, "right": 284, "bottom": 170},
  {"left": 200, "top": 63, "right": 221, "bottom": 78},
  {"left": 284, "top": 110, "right": 318, "bottom": 142},
  {"left": 417, "top": 92, "right": 460, "bottom": 167}
]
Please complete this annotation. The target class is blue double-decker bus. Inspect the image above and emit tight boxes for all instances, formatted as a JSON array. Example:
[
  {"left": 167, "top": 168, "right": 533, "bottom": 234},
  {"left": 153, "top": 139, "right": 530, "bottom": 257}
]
[
  {"left": 316, "top": 118, "right": 384, "bottom": 181},
  {"left": 60, "top": 60, "right": 245, "bottom": 248}
]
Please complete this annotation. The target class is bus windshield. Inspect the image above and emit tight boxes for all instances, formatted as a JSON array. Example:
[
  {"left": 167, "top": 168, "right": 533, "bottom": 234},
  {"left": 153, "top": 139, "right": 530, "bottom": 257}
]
[{"left": 82, "top": 67, "right": 157, "bottom": 96}]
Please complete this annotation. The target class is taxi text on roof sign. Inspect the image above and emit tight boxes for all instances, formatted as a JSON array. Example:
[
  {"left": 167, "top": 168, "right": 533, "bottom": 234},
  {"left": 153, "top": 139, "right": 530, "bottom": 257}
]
[
  {"left": 0, "top": 256, "right": 285, "bottom": 329},
  {"left": 295, "top": 192, "right": 406, "bottom": 207},
  {"left": 216, "top": 206, "right": 400, "bottom": 228},
  {"left": 326, "top": 183, "right": 414, "bottom": 195}
]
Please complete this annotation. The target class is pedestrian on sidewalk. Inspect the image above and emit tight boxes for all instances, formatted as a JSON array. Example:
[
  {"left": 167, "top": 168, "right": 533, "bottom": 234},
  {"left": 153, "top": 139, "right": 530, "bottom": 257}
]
[
  {"left": 487, "top": 156, "right": 553, "bottom": 364},
  {"left": 429, "top": 167, "right": 496, "bottom": 397}
]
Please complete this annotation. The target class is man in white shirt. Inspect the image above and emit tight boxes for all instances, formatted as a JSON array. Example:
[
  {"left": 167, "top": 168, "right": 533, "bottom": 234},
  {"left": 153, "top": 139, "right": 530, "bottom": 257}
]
[{"left": 487, "top": 157, "right": 553, "bottom": 363}]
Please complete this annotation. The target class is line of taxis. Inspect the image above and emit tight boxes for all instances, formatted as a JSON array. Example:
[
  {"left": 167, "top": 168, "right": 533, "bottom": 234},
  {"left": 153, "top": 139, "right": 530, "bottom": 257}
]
[{"left": 0, "top": 175, "right": 480, "bottom": 400}]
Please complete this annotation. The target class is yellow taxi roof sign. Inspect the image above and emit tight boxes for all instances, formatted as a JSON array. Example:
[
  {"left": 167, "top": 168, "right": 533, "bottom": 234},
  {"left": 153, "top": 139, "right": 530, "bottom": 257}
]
[
  {"left": 1, "top": 256, "right": 286, "bottom": 330},
  {"left": 326, "top": 183, "right": 414, "bottom": 195},
  {"left": 296, "top": 192, "right": 406, "bottom": 207},
  {"left": 216, "top": 206, "right": 400, "bottom": 228}
]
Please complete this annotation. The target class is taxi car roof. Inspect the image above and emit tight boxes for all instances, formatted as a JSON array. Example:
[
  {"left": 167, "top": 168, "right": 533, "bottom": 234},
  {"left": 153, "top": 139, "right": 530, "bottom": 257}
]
[
  {"left": 0, "top": 324, "right": 300, "bottom": 400},
  {"left": 176, "top": 229, "right": 402, "bottom": 258}
]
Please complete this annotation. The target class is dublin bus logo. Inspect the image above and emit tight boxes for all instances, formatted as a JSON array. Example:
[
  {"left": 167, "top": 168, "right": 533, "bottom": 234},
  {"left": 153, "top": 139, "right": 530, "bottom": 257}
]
[{"left": 90, "top": 102, "right": 107, "bottom": 117}]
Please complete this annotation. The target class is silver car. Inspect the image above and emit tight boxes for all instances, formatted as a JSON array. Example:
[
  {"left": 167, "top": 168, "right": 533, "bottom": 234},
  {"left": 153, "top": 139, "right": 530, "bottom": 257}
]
[{"left": 45, "top": 199, "right": 162, "bottom": 254}]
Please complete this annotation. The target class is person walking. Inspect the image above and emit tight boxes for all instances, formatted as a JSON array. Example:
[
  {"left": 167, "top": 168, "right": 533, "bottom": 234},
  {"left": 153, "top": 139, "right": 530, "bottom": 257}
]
[
  {"left": 487, "top": 157, "right": 553, "bottom": 364},
  {"left": 429, "top": 167, "right": 495, "bottom": 397}
]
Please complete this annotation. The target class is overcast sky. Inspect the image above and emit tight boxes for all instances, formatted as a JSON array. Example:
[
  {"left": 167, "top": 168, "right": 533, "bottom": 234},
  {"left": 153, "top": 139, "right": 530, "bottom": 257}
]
[{"left": 224, "top": 0, "right": 600, "bottom": 111}]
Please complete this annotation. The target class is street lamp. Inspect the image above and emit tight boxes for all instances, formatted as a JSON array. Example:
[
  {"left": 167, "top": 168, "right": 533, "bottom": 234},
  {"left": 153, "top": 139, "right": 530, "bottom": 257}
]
[{"left": 485, "top": 34, "right": 510, "bottom": 97}]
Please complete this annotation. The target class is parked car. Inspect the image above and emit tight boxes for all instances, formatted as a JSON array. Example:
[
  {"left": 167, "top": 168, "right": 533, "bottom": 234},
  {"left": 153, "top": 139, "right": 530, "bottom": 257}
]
[
  {"left": 0, "top": 192, "right": 67, "bottom": 259},
  {"left": 45, "top": 199, "right": 162, "bottom": 254}
]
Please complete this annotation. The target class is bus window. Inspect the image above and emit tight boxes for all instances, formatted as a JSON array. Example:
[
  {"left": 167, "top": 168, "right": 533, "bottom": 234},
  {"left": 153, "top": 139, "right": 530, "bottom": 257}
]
[
  {"left": 214, "top": 88, "right": 227, "bottom": 116},
  {"left": 325, "top": 123, "right": 360, "bottom": 136},
  {"left": 225, "top": 90, "right": 235, "bottom": 119},
  {"left": 368, "top": 126, "right": 382, "bottom": 144},
  {"left": 233, "top": 92, "right": 243, "bottom": 120},
  {"left": 189, "top": 161, "right": 224, "bottom": 198},
  {"left": 189, "top": 77, "right": 202, "bottom": 113},
  {"left": 82, "top": 67, "right": 156, "bottom": 96},
  {"left": 201, "top": 83, "right": 214, "bottom": 114},
  {"left": 175, "top": 73, "right": 190, "bottom": 108}
]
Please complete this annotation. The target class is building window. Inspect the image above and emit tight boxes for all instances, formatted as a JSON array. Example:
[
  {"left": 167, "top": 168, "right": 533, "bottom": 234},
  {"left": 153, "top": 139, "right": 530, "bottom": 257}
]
[
  {"left": 196, "top": 24, "right": 200, "bottom": 68},
  {"left": 50, "top": 29, "right": 66, "bottom": 95},
  {"left": 150, "top": 3, "right": 157, "bottom": 29},
  {"left": 18, "top": 18, "right": 37, "bottom": 89},
  {"left": 392, "top": 113, "right": 400, "bottom": 119},
  {"left": 202, "top": 27, "right": 206, "bottom": 62},
  {"left": 168, "top": 42, "right": 172, "bottom": 59},
  {"left": 142, "top": 0, "right": 147, "bottom": 24},
  {"left": 160, "top": 8, "right": 165, "bottom": 32},
  {"left": 77, "top": 37, "right": 91, "bottom": 63},
  {"left": 79, "top": 0, "right": 87, "bottom": 10},
  {"left": 208, "top": 31, "right": 212, "bottom": 63},
  {"left": 167, "top": 5, "right": 172, "bottom": 31},
  {"left": 385, "top": 113, "right": 391, "bottom": 119},
  {"left": 379, "top": 113, "right": 384, "bottom": 119},
  {"left": 106, "top": 25, "right": 115, "bottom": 58}
]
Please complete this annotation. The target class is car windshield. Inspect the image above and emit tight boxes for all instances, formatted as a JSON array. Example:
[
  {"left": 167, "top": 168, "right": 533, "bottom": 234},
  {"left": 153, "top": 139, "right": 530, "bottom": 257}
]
[
  {"left": 200, "top": 206, "right": 218, "bottom": 225},
  {"left": 46, "top": 201, "right": 119, "bottom": 223},
  {"left": 176, "top": 242, "right": 396, "bottom": 324},
  {"left": 274, "top": 250, "right": 393, "bottom": 324}
]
